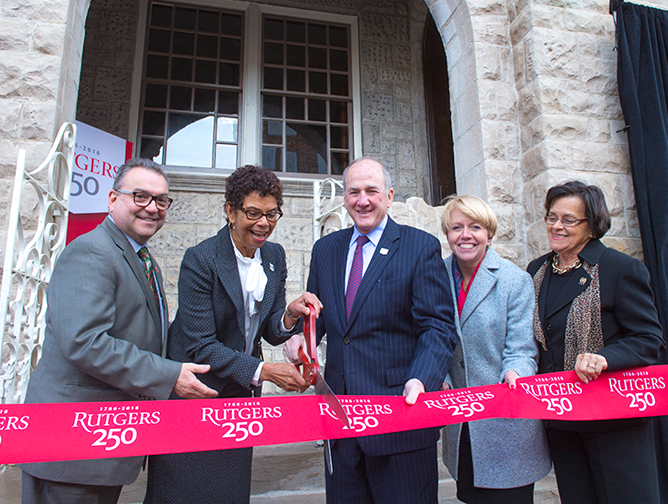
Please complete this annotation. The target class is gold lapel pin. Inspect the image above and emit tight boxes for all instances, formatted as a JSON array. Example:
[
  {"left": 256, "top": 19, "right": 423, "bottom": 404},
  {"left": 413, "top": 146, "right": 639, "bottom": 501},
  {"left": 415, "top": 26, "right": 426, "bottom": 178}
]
[{"left": 579, "top": 277, "right": 587, "bottom": 286}]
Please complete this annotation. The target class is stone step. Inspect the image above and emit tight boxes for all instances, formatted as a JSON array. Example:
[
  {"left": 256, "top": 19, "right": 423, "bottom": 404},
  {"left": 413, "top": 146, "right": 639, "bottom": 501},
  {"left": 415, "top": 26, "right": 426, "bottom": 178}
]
[{"left": 1, "top": 441, "right": 560, "bottom": 503}]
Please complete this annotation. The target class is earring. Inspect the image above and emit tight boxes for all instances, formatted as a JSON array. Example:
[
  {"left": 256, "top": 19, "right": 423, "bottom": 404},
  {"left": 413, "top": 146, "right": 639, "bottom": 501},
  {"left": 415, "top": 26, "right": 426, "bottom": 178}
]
[{"left": 230, "top": 223, "right": 235, "bottom": 230}]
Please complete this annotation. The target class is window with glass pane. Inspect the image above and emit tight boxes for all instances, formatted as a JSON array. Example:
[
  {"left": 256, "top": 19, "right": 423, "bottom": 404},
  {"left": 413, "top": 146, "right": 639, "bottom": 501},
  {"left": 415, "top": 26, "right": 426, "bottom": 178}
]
[
  {"left": 139, "top": 2, "right": 242, "bottom": 169},
  {"left": 261, "top": 16, "right": 352, "bottom": 175}
]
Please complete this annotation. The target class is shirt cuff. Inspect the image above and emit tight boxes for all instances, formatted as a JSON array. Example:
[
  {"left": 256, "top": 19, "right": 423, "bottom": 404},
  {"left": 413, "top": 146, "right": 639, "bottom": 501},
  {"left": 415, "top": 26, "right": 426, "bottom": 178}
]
[
  {"left": 279, "top": 318, "right": 294, "bottom": 333},
  {"left": 251, "top": 361, "right": 264, "bottom": 387}
]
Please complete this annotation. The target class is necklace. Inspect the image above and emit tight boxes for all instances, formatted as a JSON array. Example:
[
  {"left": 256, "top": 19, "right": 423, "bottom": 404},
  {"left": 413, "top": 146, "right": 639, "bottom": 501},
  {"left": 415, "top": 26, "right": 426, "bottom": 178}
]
[{"left": 552, "top": 253, "right": 582, "bottom": 275}]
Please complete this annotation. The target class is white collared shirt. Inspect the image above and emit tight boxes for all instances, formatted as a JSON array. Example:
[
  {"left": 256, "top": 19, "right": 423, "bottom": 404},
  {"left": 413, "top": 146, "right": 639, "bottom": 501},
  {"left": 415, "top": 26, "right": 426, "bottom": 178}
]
[
  {"left": 229, "top": 231, "right": 269, "bottom": 387},
  {"left": 344, "top": 214, "right": 388, "bottom": 293},
  {"left": 230, "top": 237, "right": 266, "bottom": 356}
]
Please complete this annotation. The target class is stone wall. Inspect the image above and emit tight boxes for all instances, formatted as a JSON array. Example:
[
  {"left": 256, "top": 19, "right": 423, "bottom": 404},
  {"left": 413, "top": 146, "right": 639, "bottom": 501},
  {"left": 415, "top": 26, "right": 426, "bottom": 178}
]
[
  {"left": 357, "top": 0, "right": 433, "bottom": 201},
  {"left": 425, "top": 0, "right": 668, "bottom": 267},
  {"left": 0, "top": 0, "right": 89, "bottom": 276},
  {"left": 426, "top": 0, "right": 530, "bottom": 267},
  {"left": 76, "top": 0, "right": 140, "bottom": 138},
  {"left": 510, "top": 0, "right": 640, "bottom": 260}
]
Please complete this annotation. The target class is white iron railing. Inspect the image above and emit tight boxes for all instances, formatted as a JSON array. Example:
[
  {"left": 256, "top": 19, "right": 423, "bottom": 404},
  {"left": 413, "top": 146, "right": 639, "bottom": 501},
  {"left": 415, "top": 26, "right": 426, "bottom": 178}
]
[
  {"left": 313, "top": 178, "right": 349, "bottom": 241},
  {"left": 0, "top": 122, "right": 76, "bottom": 406}
]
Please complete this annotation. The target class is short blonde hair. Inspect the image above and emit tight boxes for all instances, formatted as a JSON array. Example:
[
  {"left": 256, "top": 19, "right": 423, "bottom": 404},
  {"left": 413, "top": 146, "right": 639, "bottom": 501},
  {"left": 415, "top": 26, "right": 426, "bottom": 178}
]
[{"left": 441, "top": 195, "right": 497, "bottom": 238}]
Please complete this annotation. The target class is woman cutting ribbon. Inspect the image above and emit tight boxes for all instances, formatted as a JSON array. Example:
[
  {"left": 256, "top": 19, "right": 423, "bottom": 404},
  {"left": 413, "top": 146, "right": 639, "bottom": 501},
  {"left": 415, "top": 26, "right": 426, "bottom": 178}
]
[{"left": 144, "top": 165, "right": 319, "bottom": 504}]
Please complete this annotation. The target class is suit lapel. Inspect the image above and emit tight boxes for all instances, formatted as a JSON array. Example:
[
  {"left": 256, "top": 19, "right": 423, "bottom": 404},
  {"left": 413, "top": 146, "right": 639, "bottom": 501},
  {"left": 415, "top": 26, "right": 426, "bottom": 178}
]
[
  {"left": 216, "top": 227, "right": 246, "bottom": 337},
  {"left": 102, "top": 218, "right": 164, "bottom": 341},
  {"left": 444, "top": 256, "right": 464, "bottom": 336},
  {"left": 459, "top": 251, "right": 498, "bottom": 327},
  {"left": 332, "top": 228, "right": 354, "bottom": 329},
  {"left": 545, "top": 266, "right": 592, "bottom": 319},
  {"left": 258, "top": 246, "right": 278, "bottom": 330},
  {"left": 536, "top": 258, "right": 550, "bottom": 325},
  {"left": 346, "top": 219, "right": 400, "bottom": 329}
]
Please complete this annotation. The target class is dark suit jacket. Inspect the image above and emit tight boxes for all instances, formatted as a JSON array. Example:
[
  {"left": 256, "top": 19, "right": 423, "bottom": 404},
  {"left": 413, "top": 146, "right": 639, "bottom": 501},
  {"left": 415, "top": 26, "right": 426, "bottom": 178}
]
[
  {"left": 167, "top": 225, "right": 292, "bottom": 398},
  {"left": 528, "top": 238, "right": 665, "bottom": 431},
  {"left": 307, "top": 217, "right": 457, "bottom": 456},
  {"left": 20, "top": 217, "right": 182, "bottom": 485}
]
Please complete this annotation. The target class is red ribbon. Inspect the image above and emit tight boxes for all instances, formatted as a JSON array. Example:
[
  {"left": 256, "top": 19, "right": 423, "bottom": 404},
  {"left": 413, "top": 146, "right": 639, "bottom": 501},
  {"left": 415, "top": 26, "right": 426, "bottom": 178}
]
[{"left": 3, "top": 365, "right": 667, "bottom": 465}]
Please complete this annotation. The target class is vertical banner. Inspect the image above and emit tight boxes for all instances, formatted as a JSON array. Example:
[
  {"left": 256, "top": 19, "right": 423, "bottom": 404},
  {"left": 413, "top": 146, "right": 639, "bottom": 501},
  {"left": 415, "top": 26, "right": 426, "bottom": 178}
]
[{"left": 66, "top": 122, "right": 133, "bottom": 244}]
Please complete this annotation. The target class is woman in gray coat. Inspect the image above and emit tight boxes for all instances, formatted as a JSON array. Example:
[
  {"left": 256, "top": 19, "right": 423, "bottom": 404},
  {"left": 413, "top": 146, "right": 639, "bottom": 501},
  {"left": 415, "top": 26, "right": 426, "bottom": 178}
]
[{"left": 440, "top": 196, "right": 551, "bottom": 504}]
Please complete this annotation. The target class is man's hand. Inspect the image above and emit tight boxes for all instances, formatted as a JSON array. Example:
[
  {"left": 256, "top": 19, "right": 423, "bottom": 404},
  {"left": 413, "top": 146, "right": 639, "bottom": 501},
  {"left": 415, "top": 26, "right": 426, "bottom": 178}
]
[
  {"left": 403, "top": 378, "right": 425, "bottom": 405},
  {"left": 260, "top": 362, "right": 310, "bottom": 392},
  {"left": 172, "top": 363, "right": 218, "bottom": 399},
  {"left": 283, "top": 292, "right": 324, "bottom": 329},
  {"left": 283, "top": 333, "right": 306, "bottom": 364}
]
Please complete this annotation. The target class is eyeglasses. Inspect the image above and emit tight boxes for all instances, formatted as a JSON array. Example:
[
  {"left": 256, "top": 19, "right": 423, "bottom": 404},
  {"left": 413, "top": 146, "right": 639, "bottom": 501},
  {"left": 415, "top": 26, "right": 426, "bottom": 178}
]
[
  {"left": 116, "top": 190, "right": 173, "bottom": 210},
  {"left": 240, "top": 207, "right": 283, "bottom": 222},
  {"left": 544, "top": 214, "right": 587, "bottom": 227}
]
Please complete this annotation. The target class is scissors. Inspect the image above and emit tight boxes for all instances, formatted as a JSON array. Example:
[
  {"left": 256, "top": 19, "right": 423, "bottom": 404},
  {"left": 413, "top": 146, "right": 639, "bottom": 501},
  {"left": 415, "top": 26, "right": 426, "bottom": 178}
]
[{"left": 297, "top": 304, "right": 350, "bottom": 474}]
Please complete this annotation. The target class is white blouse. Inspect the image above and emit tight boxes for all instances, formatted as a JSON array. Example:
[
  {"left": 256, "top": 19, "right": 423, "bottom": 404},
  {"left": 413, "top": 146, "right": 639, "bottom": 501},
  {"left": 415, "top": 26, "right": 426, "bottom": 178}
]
[{"left": 231, "top": 235, "right": 267, "bottom": 355}]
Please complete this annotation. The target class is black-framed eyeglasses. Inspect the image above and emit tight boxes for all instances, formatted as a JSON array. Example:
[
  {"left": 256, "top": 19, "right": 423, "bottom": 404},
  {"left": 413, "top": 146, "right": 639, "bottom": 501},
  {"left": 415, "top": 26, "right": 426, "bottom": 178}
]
[
  {"left": 116, "top": 190, "right": 173, "bottom": 210},
  {"left": 240, "top": 207, "right": 283, "bottom": 222},
  {"left": 544, "top": 214, "right": 587, "bottom": 227}
]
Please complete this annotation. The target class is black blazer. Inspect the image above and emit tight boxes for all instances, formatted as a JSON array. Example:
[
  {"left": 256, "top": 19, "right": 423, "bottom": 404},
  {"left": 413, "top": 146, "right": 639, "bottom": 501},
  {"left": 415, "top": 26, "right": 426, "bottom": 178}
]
[
  {"left": 167, "top": 225, "right": 292, "bottom": 398},
  {"left": 528, "top": 239, "right": 665, "bottom": 431}
]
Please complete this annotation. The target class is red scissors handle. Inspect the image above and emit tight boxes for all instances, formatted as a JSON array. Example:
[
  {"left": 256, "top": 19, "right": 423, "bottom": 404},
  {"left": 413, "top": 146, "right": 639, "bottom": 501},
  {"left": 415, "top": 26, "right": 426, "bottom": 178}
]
[
  {"left": 298, "top": 304, "right": 319, "bottom": 385},
  {"left": 303, "top": 304, "right": 318, "bottom": 363}
]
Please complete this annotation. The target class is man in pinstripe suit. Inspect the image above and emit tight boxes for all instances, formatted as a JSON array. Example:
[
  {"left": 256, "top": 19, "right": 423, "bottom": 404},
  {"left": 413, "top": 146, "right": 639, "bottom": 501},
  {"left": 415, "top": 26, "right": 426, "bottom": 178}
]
[{"left": 286, "top": 157, "right": 457, "bottom": 504}]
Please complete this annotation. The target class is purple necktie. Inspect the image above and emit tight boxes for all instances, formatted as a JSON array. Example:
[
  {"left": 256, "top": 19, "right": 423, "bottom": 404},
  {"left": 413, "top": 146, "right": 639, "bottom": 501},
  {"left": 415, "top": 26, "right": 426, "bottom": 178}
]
[{"left": 345, "top": 235, "right": 369, "bottom": 321}]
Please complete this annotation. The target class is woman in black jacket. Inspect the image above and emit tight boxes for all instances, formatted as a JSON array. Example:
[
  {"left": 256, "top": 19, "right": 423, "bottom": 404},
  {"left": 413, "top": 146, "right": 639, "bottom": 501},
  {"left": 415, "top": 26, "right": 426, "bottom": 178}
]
[{"left": 528, "top": 181, "right": 664, "bottom": 504}]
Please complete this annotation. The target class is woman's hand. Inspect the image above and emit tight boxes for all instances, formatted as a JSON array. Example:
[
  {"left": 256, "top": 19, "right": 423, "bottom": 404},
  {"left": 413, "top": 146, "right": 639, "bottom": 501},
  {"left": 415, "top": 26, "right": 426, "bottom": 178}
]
[
  {"left": 503, "top": 370, "right": 519, "bottom": 390},
  {"left": 283, "top": 292, "right": 323, "bottom": 329},
  {"left": 441, "top": 382, "right": 451, "bottom": 391},
  {"left": 575, "top": 353, "right": 608, "bottom": 384},
  {"left": 260, "top": 362, "right": 310, "bottom": 392}
]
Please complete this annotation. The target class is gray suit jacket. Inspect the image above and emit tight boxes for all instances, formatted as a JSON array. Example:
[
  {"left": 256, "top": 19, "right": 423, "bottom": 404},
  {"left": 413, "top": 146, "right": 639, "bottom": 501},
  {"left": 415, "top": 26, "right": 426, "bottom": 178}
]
[
  {"left": 19, "top": 217, "right": 182, "bottom": 485},
  {"left": 441, "top": 248, "right": 551, "bottom": 488}
]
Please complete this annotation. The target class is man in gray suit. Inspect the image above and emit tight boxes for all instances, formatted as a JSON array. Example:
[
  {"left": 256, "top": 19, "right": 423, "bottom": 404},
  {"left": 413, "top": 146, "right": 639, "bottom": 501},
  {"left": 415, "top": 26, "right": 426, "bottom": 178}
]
[{"left": 19, "top": 158, "right": 217, "bottom": 504}]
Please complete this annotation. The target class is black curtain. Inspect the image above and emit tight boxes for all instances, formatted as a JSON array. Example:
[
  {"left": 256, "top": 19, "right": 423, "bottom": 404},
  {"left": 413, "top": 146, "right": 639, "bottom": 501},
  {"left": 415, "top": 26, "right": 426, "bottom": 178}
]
[{"left": 614, "top": 2, "right": 668, "bottom": 502}]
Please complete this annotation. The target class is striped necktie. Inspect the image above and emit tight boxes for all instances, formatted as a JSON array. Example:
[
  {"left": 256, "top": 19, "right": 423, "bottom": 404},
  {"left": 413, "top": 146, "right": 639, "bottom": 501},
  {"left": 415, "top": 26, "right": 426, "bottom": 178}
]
[{"left": 137, "top": 246, "right": 161, "bottom": 313}]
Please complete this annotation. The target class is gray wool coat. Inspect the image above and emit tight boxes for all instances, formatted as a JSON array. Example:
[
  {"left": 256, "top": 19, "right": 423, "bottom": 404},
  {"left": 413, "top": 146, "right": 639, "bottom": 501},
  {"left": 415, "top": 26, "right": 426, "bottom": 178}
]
[{"left": 441, "top": 247, "right": 551, "bottom": 489}]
